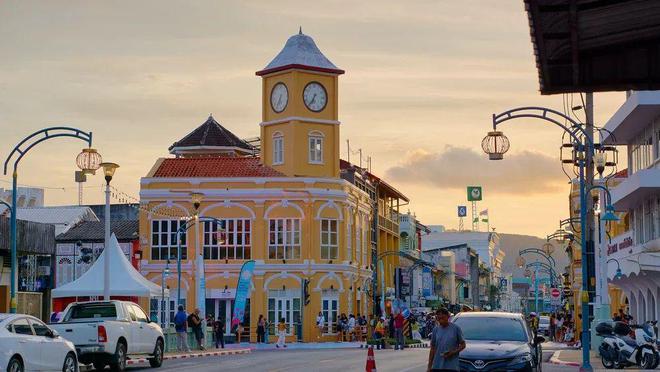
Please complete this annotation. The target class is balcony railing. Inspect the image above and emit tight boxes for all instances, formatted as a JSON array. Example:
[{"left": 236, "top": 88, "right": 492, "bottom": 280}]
[{"left": 378, "top": 215, "right": 399, "bottom": 232}]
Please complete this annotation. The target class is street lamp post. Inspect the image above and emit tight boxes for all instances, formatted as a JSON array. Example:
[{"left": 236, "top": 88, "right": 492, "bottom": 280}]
[
  {"left": 161, "top": 259, "right": 171, "bottom": 328},
  {"left": 99, "top": 162, "right": 119, "bottom": 301},
  {"left": 482, "top": 107, "right": 618, "bottom": 371},
  {"left": 190, "top": 193, "right": 205, "bottom": 317},
  {"left": 3, "top": 127, "right": 93, "bottom": 313}
]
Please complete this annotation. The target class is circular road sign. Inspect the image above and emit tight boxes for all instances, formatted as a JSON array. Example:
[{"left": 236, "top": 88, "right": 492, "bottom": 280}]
[{"left": 551, "top": 287, "right": 560, "bottom": 298}]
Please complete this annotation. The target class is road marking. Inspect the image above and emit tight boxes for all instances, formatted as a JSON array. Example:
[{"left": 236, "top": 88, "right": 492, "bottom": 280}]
[
  {"left": 319, "top": 359, "right": 334, "bottom": 363},
  {"left": 398, "top": 362, "right": 428, "bottom": 372}
]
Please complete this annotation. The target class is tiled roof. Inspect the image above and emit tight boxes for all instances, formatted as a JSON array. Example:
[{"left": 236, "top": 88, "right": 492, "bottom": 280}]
[
  {"left": 169, "top": 115, "right": 253, "bottom": 153},
  {"left": 56, "top": 220, "right": 139, "bottom": 242},
  {"left": 152, "top": 157, "right": 284, "bottom": 178},
  {"left": 256, "top": 29, "right": 344, "bottom": 76}
]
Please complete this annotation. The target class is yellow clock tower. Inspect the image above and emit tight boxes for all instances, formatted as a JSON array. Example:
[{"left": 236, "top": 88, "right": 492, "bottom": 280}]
[{"left": 257, "top": 29, "right": 344, "bottom": 178}]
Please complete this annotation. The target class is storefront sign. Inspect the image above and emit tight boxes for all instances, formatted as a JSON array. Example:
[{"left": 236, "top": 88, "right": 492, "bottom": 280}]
[{"left": 607, "top": 232, "right": 634, "bottom": 256}]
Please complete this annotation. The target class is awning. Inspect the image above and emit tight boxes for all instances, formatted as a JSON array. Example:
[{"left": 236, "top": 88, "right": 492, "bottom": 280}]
[{"left": 52, "top": 233, "right": 167, "bottom": 298}]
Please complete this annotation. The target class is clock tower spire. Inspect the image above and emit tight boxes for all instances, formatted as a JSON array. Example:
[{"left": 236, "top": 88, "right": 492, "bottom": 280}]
[{"left": 256, "top": 30, "right": 343, "bottom": 178}]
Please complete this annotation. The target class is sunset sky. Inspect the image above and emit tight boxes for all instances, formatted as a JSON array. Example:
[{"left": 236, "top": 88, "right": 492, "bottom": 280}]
[{"left": 0, "top": 1, "right": 627, "bottom": 237}]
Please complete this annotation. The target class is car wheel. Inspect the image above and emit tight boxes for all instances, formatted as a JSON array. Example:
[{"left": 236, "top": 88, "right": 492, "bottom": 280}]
[
  {"left": 148, "top": 339, "right": 164, "bottom": 368},
  {"left": 7, "top": 356, "right": 23, "bottom": 372},
  {"left": 109, "top": 342, "right": 127, "bottom": 372},
  {"left": 62, "top": 353, "right": 77, "bottom": 372}
]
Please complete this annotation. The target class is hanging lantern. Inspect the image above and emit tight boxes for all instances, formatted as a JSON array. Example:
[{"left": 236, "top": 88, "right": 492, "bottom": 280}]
[
  {"left": 481, "top": 131, "right": 510, "bottom": 160},
  {"left": 76, "top": 148, "right": 103, "bottom": 174},
  {"left": 516, "top": 256, "right": 526, "bottom": 268}
]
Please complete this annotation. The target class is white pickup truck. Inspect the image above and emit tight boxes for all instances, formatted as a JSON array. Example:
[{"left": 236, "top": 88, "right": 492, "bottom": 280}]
[{"left": 51, "top": 300, "right": 164, "bottom": 371}]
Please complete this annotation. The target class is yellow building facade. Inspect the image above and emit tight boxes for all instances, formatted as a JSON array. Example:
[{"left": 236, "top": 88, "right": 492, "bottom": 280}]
[{"left": 139, "top": 31, "right": 373, "bottom": 343}]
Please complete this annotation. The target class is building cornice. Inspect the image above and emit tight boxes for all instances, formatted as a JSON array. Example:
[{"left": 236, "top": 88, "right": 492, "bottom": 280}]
[{"left": 260, "top": 116, "right": 340, "bottom": 127}]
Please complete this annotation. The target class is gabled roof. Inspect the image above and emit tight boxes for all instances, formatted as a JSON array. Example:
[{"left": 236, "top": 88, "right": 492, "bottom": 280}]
[
  {"left": 169, "top": 115, "right": 253, "bottom": 155},
  {"left": 256, "top": 29, "right": 344, "bottom": 76},
  {"left": 15, "top": 206, "right": 98, "bottom": 235},
  {"left": 56, "top": 220, "right": 138, "bottom": 242},
  {"left": 152, "top": 157, "right": 284, "bottom": 178}
]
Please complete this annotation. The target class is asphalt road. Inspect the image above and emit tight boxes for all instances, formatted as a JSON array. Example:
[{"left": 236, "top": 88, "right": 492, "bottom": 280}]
[{"left": 123, "top": 347, "right": 577, "bottom": 372}]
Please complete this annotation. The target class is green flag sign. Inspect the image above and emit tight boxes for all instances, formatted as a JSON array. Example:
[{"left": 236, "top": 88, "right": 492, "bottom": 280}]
[{"left": 467, "top": 186, "right": 482, "bottom": 201}]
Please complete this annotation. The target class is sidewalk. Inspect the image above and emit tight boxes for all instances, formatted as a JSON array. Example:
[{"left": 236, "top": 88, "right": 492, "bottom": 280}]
[
  {"left": 252, "top": 341, "right": 363, "bottom": 350},
  {"left": 549, "top": 349, "right": 599, "bottom": 368}
]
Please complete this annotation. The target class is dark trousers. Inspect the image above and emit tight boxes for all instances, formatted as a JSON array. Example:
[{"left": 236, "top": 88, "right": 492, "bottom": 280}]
[
  {"left": 215, "top": 332, "right": 224, "bottom": 348},
  {"left": 395, "top": 328, "right": 404, "bottom": 350},
  {"left": 257, "top": 326, "right": 265, "bottom": 343}
]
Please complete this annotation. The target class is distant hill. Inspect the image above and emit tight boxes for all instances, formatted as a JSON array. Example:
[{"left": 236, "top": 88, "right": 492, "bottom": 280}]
[{"left": 499, "top": 233, "right": 570, "bottom": 279}]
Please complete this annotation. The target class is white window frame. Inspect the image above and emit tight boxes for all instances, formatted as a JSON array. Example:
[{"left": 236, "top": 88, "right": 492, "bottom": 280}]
[
  {"left": 273, "top": 133, "right": 284, "bottom": 165},
  {"left": 321, "top": 290, "right": 339, "bottom": 335},
  {"left": 320, "top": 218, "right": 338, "bottom": 260},
  {"left": 268, "top": 291, "right": 301, "bottom": 336},
  {"left": 356, "top": 218, "right": 361, "bottom": 265},
  {"left": 268, "top": 219, "right": 301, "bottom": 259},
  {"left": 151, "top": 219, "right": 187, "bottom": 260},
  {"left": 203, "top": 219, "right": 251, "bottom": 260},
  {"left": 346, "top": 216, "right": 352, "bottom": 262},
  {"left": 308, "top": 132, "right": 324, "bottom": 164},
  {"left": 362, "top": 216, "right": 368, "bottom": 264}
]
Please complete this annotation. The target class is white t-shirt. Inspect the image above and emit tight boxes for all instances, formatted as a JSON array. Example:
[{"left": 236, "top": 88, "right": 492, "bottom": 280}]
[
  {"left": 316, "top": 315, "right": 325, "bottom": 327},
  {"left": 348, "top": 317, "right": 356, "bottom": 329}
]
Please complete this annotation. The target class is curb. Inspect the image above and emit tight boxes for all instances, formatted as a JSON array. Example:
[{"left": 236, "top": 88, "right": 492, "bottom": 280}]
[
  {"left": 360, "top": 342, "right": 430, "bottom": 349},
  {"left": 549, "top": 350, "right": 581, "bottom": 367},
  {"left": 79, "top": 348, "right": 251, "bottom": 370}
]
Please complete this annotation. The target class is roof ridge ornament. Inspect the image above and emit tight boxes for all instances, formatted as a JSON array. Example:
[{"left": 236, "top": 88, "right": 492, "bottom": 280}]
[{"left": 299, "top": 26, "right": 302, "bottom": 35}]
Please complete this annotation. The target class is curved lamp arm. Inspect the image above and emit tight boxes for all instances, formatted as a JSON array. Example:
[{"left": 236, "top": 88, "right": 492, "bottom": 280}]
[{"left": 492, "top": 107, "right": 594, "bottom": 148}]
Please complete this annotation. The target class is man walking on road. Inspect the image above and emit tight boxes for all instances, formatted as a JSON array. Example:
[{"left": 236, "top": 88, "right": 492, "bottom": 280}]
[
  {"left": 394, "top": 311, "right": 405, "bottom": 350},
  {"left": 427, "top": 308, "right": 465, "bottom": 372},
  {"left": 173, "top": 305, "right": 191, "bottom": 353}
]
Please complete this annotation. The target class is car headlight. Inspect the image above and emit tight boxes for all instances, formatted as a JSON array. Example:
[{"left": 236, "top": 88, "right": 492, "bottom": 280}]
[{"left": 509, "top": 353, "right": 533, "bottom": 365}]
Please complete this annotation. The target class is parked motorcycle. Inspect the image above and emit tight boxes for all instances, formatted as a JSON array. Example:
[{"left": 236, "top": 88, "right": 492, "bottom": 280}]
[{"left": 597, "top": 320, "right": 659, "bottom": 369}]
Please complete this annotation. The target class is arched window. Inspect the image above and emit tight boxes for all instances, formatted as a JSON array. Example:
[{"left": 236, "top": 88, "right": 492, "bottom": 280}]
[
  {"left": 308, "top": 131, "right": 324, "bottom": 164},
  {"left": 273, "top": 131, "right": 284, "bottom": 165}
]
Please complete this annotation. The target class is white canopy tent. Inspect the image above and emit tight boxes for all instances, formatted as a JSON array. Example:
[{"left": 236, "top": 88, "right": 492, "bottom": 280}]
[{"left": 52, "top": 233, "right": 167, "bottom": 298}]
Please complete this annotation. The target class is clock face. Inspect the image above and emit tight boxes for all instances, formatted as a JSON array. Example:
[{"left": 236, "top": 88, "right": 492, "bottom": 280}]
[
  {"left": 303, "top": 82, "right": 327, "bottom": 112},
  {"left": 270, "top": 82, "right": 288, "bottom": 113}
]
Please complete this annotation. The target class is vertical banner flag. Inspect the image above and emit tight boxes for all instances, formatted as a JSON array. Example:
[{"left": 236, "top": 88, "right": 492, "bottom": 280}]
[
  {"left": 379, "top": 259, "right": 386, "bottom": 315},
  {"left": 232, "top": 260, "right": 256, "bottom": 325}
]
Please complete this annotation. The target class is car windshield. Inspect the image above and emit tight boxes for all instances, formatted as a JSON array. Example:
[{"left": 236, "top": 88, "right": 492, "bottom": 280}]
[
  {"left": 453, "top": 316, "right": 528, "bottom": 342},
  {"left": 66, "top": 304, "right": 117, "bottom": 321}
]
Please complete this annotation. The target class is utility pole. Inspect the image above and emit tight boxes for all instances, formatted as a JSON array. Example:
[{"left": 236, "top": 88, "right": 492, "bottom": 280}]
[{"left": 583, "top": 92, "right": 596, "bottom": 363}]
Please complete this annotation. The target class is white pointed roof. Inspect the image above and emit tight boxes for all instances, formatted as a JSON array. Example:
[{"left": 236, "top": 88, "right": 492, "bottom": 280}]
[
  {"left": 257, "top": 29, "right": 344, "bottom": 76},
  {"left": 52, "top": 233, "right": 167, "bottom": 298}
]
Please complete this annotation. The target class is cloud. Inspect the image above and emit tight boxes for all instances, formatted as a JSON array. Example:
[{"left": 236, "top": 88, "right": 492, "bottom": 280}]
[{"left": 385, "top": 146, "right": 566, "bottom": 195}]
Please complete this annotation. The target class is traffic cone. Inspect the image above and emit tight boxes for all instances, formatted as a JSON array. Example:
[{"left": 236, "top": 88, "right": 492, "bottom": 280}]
[{"left": 366, "top": 346, "right": 377, "bottom": 372}]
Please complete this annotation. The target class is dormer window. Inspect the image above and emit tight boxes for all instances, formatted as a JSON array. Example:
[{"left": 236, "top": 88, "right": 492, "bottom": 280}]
[
  {"left": 273, "top": 132, "right": 284, "bottom": 165},
  {"left": 308, "top": 131, "right": 324, "bottom": 164}
]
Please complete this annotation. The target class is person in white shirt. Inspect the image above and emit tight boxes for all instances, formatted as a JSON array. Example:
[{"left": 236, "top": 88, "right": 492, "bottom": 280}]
[
  {"left": 347, "top": 314, "right": 356, "bottom": 341},
  {"left": 316, "top": 312, "right": 325, "bottom": 340}
]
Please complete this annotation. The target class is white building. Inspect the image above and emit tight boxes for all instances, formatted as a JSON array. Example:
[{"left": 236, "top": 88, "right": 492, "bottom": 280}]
[
  {"left": 0, "top": 187, "right": 44, "bottom": 214},
  {"left": 422, "top": 228, "right": 505, "bottom": 278},
  {"left": 603, "top": 91, "right": 660, "bottom": 322}
]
